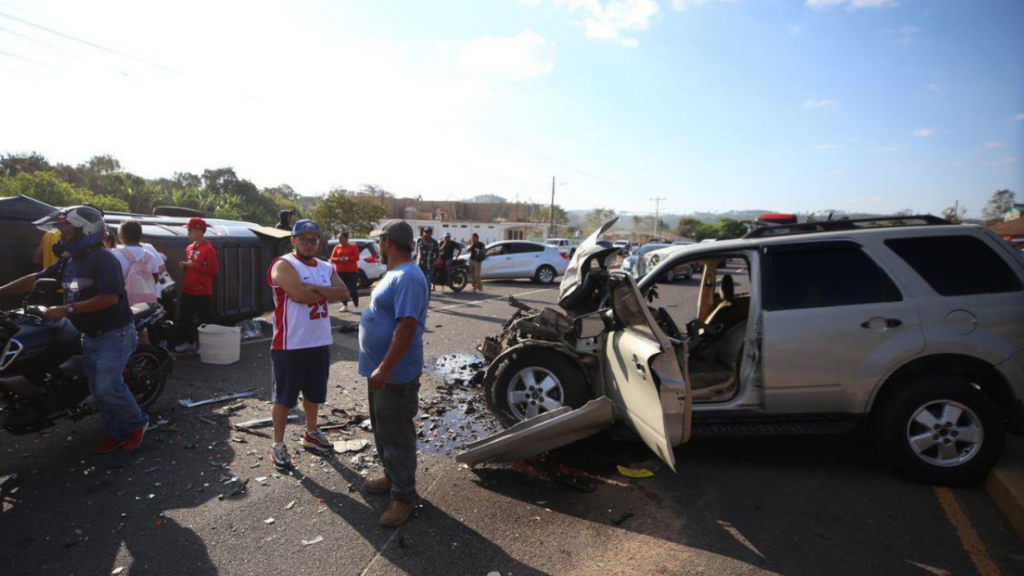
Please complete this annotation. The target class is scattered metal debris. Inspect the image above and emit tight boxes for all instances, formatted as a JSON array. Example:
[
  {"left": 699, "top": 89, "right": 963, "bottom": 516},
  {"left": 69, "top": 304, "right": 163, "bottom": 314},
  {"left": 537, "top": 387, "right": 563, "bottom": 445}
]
[
  {"left": 286, "top": 500, "right": 296, "bottom": 510},
  {"left": 178, "top": 390, "right": 256, "bottom": 408},
  {"left": 333, "top": 439, "right": 369, "bottom": 454},
  {"left": 264, "top": 517, "right": 275, "bottom": 525},
  {"left": 236, "top": 415, "right": 296, "bottom": 429},
  {"left": 301, "top": 535, "right": 324, "bottom": 546}
]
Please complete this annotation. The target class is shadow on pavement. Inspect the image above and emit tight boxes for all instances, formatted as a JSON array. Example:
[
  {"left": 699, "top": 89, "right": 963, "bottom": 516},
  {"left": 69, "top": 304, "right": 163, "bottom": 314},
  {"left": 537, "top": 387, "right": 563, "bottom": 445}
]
[
  {"left": 300, "top": 458, "right": 550, "bottom": 576},
  {"left": 468, "top": 431, "right": 982, "bottom": 576}
]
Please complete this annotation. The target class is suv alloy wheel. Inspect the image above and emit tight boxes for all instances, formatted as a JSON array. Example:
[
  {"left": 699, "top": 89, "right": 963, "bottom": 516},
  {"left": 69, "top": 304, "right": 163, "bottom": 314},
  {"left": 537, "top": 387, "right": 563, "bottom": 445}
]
[{"left": 873, "top": 374, "right": 1005, "bottom": 485}]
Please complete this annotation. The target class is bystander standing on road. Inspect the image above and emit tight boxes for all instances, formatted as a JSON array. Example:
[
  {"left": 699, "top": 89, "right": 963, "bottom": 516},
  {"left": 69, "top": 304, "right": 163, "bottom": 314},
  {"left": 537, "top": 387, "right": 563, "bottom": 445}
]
[
  {"left": 415, "top": 226, "right": 439, "bottom": 292},
  {"left": 330, "top": 229, "right": 361, "bottom": 313},
  {"left": 0, "top": 206, "right": 149, "bottom": 452},
  {"left": 359, "top": 219, "right": 429, "bottom": 528},
  {"left": 175, "top": 218, "right": 220, "bottom": 353},
  {"left": 111, "top": 220, "right": 161, "bottom": 307},
  {"left": 468, "top": 233, "right": 486, "bottom": 293},
  {"left": 267, "top": 219, "right": 349, "bottom": 470}
]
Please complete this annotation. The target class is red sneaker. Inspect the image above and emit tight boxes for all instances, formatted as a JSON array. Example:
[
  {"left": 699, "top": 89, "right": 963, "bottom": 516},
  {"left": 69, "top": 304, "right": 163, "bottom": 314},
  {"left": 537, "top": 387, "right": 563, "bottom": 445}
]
[
  {"left": 122, "top": 425, "right": 147, "bottom": 453},
  {"left": 95, "top": 437, "right": 123, "bottom": 454}
]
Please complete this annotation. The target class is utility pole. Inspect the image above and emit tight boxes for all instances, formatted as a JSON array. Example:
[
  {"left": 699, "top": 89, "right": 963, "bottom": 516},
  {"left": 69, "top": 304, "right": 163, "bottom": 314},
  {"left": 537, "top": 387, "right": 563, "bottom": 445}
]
[
  {"left": 549, "top": 176, "right": 556, "bottom": 238},
  {"left": 650, "top": 196, "right": 666, "bottom": 238}
]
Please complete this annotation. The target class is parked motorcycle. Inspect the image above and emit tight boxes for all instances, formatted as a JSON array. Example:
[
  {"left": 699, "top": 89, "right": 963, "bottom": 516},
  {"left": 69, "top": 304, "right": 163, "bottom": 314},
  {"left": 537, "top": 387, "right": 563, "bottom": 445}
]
[
  {"left": 0, "top": 279, "right": 174, "bottom": 435},
  {"left": 433, "top": 258, "right": 469, "bottom": 292}
]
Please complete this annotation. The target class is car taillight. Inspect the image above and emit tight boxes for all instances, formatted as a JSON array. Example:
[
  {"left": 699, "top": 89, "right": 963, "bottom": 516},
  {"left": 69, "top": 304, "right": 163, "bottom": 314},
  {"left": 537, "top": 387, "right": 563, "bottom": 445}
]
[
  {"left": 364, "top": 255, "right": 376, "bottom": 263},
  {"left": 560, "top": 252, "right": 569, "bottom": 259}
]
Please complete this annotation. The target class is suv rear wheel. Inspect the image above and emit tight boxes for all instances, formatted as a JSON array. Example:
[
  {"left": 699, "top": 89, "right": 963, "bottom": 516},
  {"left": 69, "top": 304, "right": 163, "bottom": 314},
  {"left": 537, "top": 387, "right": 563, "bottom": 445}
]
[
  {"left": 487, "top": 349, "right": 590, "bottom": 428},
  {"left": 873, "top": 374, "right": 1004, "bottom": 486}
]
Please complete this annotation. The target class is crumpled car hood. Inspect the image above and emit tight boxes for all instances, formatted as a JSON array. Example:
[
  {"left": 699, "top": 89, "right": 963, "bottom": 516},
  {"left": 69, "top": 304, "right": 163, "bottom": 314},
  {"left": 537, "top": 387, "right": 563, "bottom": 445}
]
[{"left": 558, "top": 217, "right": 621, "bottom": 303}]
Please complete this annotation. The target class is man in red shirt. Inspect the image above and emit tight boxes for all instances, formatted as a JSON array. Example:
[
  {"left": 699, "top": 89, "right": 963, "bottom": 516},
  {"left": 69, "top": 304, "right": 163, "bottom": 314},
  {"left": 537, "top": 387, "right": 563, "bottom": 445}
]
[
  {"left": 329, "top": 230, "right": 362, "bottom": 313},
  {"left": 175, "top": 218, "right": 220, "bottom": 353}
]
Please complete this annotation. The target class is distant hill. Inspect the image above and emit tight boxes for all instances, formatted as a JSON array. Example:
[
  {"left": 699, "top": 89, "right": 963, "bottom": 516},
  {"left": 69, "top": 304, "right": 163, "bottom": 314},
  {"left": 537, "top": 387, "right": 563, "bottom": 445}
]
[
  {"left": 464, "top": 194, "right": 507, "bottom": 204},
  {"left": 567, "top": 208, "right": 937, "bottom": 231}
]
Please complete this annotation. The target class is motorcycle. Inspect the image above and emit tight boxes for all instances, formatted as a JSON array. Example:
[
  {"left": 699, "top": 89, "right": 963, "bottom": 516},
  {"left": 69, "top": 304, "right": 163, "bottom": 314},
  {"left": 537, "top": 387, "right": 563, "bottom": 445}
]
[
  {"left": 0, "top": 279, "right": 174, "bottom": 435},
  {"left": 433, "top": 258, "right": 470, "bottom": 292}
]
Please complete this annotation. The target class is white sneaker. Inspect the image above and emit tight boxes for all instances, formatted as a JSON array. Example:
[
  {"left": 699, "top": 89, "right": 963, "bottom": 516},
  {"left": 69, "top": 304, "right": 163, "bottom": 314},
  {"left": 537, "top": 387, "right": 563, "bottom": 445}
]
[
  {"left": 349, "top": 304, "right": 360, "bottom": 313},
  {"left": 339, "top": 304, "right": 348, "bottom": 312},
  {"left": 174, "top": 342, "right": 197, "bottom": 353}
]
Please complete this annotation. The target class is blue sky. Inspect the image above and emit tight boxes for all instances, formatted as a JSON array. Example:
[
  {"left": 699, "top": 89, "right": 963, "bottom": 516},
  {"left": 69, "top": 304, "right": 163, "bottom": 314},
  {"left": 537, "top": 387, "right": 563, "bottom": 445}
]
[{"left": 0, "top": 0, "right": 1021, "bottom": 218}]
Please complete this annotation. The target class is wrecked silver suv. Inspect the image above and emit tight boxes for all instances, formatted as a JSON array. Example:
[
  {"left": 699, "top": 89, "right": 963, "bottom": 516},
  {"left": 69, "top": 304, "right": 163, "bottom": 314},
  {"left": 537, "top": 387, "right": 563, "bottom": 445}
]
[{"left": 459, "top": 216, "right": 1024, "bottom": 486}]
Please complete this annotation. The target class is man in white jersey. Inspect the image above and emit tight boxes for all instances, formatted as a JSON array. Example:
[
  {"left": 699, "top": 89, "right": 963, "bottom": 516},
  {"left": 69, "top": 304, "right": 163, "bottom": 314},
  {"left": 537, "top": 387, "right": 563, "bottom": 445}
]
[{"left": 267, "top": 219, "right": 349, "bottom": 470}]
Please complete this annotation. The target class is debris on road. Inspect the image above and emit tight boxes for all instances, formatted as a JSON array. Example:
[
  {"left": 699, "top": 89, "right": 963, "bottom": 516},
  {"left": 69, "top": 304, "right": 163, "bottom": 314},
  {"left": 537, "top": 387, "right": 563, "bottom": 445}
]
[
  {"left": 333, "top": 439, "right": 369, "bottom": 454},
  {"left": 264, "top": 517, "right": 275, "bottom": 525},
  {"left": 178, "top": 390, "right": 256, "bottom": 408},
  {"left": 616, "top": 465, "right": 655, "bottom": 479},
  {"left": 301, "top": 535, "right": 324, "bottom": 546},
  {"left": 286, "top": 500, "right": 296, "bottom": 510},
  {"left": 236, "top": 415, "right": 296, "bottom": 429},
  {"left": 610, "top": 507, "right": 635, "bottom": 526}
]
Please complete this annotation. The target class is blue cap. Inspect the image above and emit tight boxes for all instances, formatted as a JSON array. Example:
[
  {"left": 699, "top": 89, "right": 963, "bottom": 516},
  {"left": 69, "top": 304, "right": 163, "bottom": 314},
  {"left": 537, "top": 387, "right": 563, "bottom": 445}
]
[{"left": 291, "top": 219, "right": 322, "bottom": 236}]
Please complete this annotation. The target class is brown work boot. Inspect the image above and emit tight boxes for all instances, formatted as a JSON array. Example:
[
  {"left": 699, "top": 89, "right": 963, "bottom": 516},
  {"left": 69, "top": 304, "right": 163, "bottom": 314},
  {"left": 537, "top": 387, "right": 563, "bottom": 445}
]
[
  {"left": 363, "top": 475, "right": 392, "bottom": 494},
  {"left": 380, "top": 499, "right": 415, "bottom": 528}
]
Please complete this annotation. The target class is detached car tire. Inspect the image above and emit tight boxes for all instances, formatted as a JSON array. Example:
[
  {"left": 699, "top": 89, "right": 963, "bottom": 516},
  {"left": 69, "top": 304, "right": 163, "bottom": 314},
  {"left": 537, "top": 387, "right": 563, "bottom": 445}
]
[
  {"left": 487, "top": 349, "right": 591, "bottom": 428},
  {"left": 873, "top": 374, "right": 1004, "bottom": 486}
]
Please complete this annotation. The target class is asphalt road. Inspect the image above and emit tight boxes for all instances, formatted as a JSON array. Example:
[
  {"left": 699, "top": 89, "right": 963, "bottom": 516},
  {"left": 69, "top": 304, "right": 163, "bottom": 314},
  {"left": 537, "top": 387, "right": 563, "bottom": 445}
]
[{"left": 1, "top": 276, "right": 1021, "bottom": 576}]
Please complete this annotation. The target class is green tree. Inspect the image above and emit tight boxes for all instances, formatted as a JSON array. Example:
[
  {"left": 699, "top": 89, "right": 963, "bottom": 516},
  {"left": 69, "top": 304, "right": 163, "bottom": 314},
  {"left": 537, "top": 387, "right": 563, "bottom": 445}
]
[
  {"left": 0, "top": 171, "right": 128, "bottom": 211},
  {"left": 583, "top": 208, "right": 616, "bottom": 235},
  {"left": 1, "top": 152, "right": 53, "bottom": 177},
  {"left": 982, "top": 189, "right": 1015, "bottom": 224},
  {"left": 942, "top": 204, "right": 967, "bottom": 224},
  {"left": 675, "top": 217, "right": 717, "bottom": 241},
  {"left": 533, "top": 205, "right": 568, "bottom": 225},
  {"left": 714, "top": 218, "right": 747, "bottom": 240},
  {"left": 311, "top": 188, "right": 389, "bottom": 236}
]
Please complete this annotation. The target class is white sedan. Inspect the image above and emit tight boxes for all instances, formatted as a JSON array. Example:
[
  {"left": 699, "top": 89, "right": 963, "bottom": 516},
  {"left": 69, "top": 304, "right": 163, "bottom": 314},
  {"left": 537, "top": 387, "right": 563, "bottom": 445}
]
[{"left": 459, "top": 241, "right": 568, "bottom": 284}]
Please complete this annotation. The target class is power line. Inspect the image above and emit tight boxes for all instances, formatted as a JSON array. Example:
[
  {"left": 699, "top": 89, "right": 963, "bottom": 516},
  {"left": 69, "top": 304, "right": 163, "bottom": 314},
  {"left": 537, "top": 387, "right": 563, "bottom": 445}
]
[{"left": 0, "top": 12, "right": 178, "bottom": 74}]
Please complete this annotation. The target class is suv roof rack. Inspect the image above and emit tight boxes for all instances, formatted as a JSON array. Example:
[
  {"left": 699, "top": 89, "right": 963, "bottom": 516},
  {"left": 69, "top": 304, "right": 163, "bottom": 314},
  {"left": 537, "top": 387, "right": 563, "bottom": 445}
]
[{"left": 743, "top": 215, "right": 950, "bottom": 239}]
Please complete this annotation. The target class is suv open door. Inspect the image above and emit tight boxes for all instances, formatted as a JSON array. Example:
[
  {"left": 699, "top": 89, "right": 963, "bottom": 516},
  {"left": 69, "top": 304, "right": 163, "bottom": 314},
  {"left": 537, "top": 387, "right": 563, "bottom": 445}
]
[{"left": 457, "top": 272, "right": 691, "bottom": 469}]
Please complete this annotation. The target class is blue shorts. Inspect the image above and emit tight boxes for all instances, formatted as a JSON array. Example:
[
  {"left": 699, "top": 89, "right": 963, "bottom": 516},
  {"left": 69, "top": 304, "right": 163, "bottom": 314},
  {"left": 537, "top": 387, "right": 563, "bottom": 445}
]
[{"left": 271, "top": 345, "right": 331, "bottom": 408}]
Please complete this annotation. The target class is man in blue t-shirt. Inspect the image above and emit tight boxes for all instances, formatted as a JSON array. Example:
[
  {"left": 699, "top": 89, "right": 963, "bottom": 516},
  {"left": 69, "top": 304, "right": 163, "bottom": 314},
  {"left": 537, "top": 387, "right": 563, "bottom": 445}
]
[
  {"left": 358, "top": 219, "right": 429, "bottom": 528},
  {"left": 0, "top": 206, "right": 148, "bottom": 453}
]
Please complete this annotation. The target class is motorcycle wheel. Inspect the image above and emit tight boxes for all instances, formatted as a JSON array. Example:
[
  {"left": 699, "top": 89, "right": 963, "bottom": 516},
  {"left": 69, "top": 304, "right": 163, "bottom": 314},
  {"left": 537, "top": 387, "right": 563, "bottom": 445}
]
[
  {"left": 449, "top": 269, "right": 469, "bottom": 292},
  {"left": 125, "top": 344, "right": 170, "bottom": 410}
]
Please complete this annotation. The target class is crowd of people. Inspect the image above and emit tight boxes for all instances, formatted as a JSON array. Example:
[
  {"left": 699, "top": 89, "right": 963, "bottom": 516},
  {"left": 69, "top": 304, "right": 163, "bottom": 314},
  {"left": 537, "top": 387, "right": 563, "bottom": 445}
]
[{"left": 2, "top": 207, "right": 440, "bottom": 529}]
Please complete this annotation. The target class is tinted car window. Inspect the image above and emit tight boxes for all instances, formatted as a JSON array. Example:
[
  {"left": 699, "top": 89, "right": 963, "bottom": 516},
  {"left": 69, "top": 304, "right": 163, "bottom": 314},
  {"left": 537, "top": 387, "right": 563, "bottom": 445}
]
[
  {"left": 885, "top": 236, "right": 1023, "bottom": 296},
  {"left": 507, "top": 243, "right": 543, "bottom": 254},
  {"left": 764, "top": 242, "right": 902, "bottom": 311}
]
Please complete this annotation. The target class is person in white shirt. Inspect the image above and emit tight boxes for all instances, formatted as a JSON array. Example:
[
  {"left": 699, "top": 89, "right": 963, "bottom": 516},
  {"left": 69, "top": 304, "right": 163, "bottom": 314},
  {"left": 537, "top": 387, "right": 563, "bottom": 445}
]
[{"left": 111, "top": 220, "right": 161, "bottom": 302}]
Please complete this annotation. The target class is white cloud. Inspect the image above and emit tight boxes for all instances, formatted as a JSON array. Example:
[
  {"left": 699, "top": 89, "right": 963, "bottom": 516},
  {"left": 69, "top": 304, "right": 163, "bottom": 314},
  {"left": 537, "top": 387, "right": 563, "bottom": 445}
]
[
  {"left": 555, "top": 0, "right": 660, "bottom": 48},
  {"left": 983, "top": 157, "right": 1018, "bottom": 167},
  {"left": 460, "top": 32, "right": 555, "bottom": 81},
  {"left": 789, "top": 24, "right": 804, "bottom": 35},
  {"left": 804, "top": 99, "right": 839, "bottom": 109},
  {"left": 1014, "top": 113, "right": 1024, "bottom": 121},
  {"left": 983, "top": 141, "right": 1006, "bottom": 149},
  {"left": 519, "top": 0, "right": 544, "bottom": 7},
  {"left": 807, "top": 0, "right": 898, "bottom": 9},
  {"left": 672, "top": 0, "right": 736, "bottom": 11},
  {"left": 927, "top": 83, "right": 941, "bottom": 93},
  {"left": 817, "top": 143, "right": 845, "bottom": 150},
  {"left": 913, "top": 128, "right": 936, "bottom": 138}
]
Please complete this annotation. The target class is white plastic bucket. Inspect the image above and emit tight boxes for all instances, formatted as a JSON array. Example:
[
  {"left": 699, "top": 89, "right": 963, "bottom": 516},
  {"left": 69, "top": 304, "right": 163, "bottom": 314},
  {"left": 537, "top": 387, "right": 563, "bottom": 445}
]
[{"left": 197, "top": 324, "right": 242, "bottom": 365}]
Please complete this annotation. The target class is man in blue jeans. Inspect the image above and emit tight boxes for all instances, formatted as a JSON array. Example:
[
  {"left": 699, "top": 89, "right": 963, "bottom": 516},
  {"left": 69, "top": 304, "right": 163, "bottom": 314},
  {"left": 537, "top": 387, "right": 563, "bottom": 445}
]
[
  {"left": 359, "top": 219, "right": 429, "bottom": 528},
  {"left": 0, "top": 206, "right": 148, "bottom": 453}
]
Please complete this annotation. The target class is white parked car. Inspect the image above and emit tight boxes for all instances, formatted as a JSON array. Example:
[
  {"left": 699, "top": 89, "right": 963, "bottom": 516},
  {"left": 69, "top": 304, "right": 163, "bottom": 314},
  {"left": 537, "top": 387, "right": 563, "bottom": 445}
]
[
  {"left": 326, "top": 238, "right": 387, "bottom": 287},
  {"left": 459, "top": 241, "right": 568, "bottom": 284}
]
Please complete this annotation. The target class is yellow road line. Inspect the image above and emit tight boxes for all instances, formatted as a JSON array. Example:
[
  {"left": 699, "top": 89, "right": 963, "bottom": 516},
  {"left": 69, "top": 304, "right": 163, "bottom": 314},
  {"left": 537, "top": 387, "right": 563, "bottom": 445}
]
[{"left": 933, "top": 486, "right": 1002, "bottom": 576}]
